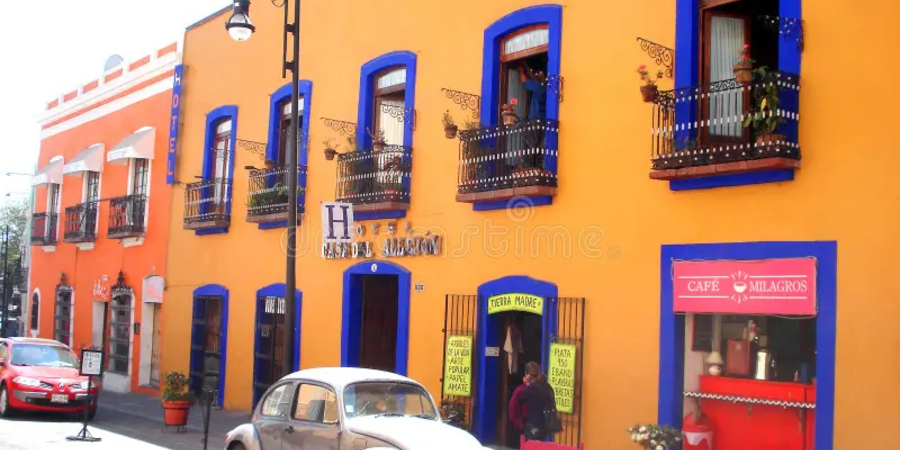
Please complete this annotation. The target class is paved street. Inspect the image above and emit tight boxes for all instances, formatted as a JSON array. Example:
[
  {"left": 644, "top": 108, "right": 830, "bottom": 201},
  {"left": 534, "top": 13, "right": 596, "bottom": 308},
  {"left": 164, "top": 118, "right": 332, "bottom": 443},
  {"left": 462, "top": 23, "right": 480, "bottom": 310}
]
[{"left": 0, "top": 391, "right": 248, "bottom": 450}]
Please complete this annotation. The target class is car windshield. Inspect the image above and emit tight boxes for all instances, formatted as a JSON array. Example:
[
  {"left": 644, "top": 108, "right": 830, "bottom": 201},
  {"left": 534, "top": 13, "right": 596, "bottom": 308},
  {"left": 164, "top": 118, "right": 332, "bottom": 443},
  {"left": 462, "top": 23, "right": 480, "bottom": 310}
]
[
  {"left": 10, "top": 344, "right": 78, "bottom": 368},
  {"left": 344, "top": 382, "right": 438, "bottom": 420}
]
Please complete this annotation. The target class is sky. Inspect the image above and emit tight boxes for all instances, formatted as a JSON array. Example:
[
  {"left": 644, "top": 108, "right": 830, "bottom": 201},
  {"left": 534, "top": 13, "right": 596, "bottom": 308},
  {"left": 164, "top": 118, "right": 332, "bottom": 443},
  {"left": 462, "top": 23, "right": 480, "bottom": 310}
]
[{"left": 0, "top": 0, "right": 229, "bottom": 204}]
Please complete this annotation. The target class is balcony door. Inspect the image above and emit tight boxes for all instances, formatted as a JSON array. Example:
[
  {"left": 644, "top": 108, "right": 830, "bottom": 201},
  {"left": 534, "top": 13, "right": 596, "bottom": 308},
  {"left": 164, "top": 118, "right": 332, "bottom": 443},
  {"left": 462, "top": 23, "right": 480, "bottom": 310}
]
[{"left": 212, "top": 120, "right": 232, "bottom": 216}]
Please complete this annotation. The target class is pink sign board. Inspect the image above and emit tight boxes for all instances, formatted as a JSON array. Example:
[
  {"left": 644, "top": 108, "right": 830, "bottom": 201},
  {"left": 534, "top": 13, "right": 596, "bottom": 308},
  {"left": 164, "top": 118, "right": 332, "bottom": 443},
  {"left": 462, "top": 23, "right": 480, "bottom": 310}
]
[{"left": 673, "top": 258, "right": 817, "bottom": 315}]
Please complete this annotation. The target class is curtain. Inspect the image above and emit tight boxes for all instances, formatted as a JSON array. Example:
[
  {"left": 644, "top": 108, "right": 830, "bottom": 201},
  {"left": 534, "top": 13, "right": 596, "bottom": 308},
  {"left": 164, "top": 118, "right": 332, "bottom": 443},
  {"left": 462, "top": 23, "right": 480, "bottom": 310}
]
[
  {"left": 504, "top": 68, "right": 527, "bottom": 166},
  {"left": 709, "top": 16, "right": 744, "bottom": 138},
  {"left": 377, "top": 99, "right": 405, "bottom": 186}
]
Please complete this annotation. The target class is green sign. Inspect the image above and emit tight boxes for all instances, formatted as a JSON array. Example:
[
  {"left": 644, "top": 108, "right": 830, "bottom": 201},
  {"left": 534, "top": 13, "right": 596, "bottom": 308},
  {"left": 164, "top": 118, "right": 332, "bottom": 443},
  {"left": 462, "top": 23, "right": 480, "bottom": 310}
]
[
  {"left": 487, "top": 294, "right": 543, "bottom": 315},
  {"left": 443, "top": 335, "right": 473, "bottom": 397},
  {"left": 548, "top": 343, "right": 576, "bottom": 413}
]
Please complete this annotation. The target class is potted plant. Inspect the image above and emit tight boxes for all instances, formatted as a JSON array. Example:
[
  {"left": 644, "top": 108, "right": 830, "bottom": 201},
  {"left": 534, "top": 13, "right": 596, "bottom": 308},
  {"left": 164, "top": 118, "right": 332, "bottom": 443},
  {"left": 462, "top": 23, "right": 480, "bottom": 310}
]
[
  {"left": 501, "top": 98, "right": 518, "bottom": 126},
  {"left": 367, "top": 127, "right": 387, "bottom": 152},
  {"left": 161, "top": 372, "right": 193, "bottom": 427},
  {"left": 442, "top": 110, "right": 458, "bottom": 139},
  {"left": 734, "top": 44, "right": 754, "bottom": 84},
  {"left": 440, "top": 400, "right": 468, "bottom": 430},
  {"left": 637, "top": 65, "right": 665, "bottom": 103},
  {"left": 323, "top": 138, "right": 338, "bottom": 160},
  {"left": 627, "top": 423, "right": 682, "bottom": 450},
  {"left": 742, "top": 67, "right": 786, "bottom": 145}
]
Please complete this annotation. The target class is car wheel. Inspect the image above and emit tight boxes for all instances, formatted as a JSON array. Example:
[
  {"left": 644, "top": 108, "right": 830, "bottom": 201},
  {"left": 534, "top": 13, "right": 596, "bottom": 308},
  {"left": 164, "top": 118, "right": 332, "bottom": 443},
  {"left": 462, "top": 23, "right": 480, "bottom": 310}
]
[{"left": 0, "top": 385, "right": 14, "bottom": 418}]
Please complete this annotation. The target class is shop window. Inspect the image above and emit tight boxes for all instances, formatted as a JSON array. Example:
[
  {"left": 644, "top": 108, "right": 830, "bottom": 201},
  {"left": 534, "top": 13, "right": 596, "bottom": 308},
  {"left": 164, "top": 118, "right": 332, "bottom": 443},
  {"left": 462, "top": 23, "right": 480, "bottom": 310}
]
[
  {"left": 293, "top": 384, "right": 338, "bottom": 423},
  {"left": 30, "top": 292, "right": 39, "bottom": 331}
]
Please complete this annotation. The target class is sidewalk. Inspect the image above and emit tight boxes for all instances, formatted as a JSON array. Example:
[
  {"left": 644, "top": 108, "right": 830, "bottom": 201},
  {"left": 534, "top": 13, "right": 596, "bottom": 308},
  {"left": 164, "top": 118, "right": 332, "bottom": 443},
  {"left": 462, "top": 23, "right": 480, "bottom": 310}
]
[{"left": 93, "top": 390, "right": 250, "bottom": 450}]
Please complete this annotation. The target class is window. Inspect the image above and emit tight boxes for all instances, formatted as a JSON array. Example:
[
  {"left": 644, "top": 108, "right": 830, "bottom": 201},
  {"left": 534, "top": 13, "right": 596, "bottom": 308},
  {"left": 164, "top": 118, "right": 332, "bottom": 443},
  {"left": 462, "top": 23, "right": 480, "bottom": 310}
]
[
  {"left": 293, "top": 384, "right": 339, "bottom": 423},
  {"left": 212, "top": 120, "right": 232, "bottom": 212},
  {"left": 499, "top": 26, "right": 549, "bottom": 122},
  {"left": 373, "top": 68, "right": 406, "bottom": 146},
  {"left": 343, "top": 382, "right": 438, "bottom": 419},
  {"left": 260, "top": 383, "right": 294, "bottom": 418},
  {"left": 30, "top": 293, "right": 39, "bottom": 331},
  {"left": 131, "top": 159, "right": 149, "bottom": 196},
  {"left": 85, "top": 172, "right": 100, "bottom": 202},
  {"left": 108, "top": 292, "right": 133, "bottom": 374},
  {"left": 47, "top": 183, "right": 60, "bottom": 215},
  {"left": 54, "top": 290, "right": 72, "bottom": 346}
]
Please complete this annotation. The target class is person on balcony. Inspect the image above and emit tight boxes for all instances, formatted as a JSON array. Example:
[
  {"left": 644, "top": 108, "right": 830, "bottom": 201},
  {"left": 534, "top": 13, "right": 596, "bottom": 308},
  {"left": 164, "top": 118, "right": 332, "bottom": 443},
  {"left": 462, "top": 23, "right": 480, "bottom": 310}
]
[{"left": 518, "top": 62, "right": 547, "bottom": 170}]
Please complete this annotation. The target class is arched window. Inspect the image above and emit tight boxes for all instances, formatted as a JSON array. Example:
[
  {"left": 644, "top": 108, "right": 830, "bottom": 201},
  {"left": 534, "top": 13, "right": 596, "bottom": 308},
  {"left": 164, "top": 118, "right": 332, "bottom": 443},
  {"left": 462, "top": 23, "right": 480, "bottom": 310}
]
[{"left": 30, "top": 292, "right": 39, "bottom": 331}]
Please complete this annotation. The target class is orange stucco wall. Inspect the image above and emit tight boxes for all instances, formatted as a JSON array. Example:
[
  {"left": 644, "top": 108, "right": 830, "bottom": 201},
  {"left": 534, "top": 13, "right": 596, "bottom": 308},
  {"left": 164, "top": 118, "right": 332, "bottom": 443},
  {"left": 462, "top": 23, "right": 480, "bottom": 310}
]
[{"left": 30, "top": 78, "right": 174, "bottom": 395}]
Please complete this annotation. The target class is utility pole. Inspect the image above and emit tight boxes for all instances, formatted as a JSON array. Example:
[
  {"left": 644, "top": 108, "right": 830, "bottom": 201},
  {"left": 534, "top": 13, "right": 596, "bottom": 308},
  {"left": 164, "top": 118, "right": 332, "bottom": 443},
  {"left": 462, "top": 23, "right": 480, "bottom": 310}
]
[{"left": 1, "top": 226, "right": 9, "bottom": 338}]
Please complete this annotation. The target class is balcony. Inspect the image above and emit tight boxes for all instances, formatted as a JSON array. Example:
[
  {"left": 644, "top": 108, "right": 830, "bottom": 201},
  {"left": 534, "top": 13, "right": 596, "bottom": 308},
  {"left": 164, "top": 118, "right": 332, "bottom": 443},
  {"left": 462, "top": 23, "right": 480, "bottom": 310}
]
[
  {"left": 63, "top": 201, "right": 99, "bottom": 243},
  {"left": 247, "top": 165, "right": 306, "bottom": 223},
  {"left": 107, "top": 194, "right": 147, "bottom": 239},
  {"left": 184, "top": 178, "right": 231, "bottom": 230},
  {"left": 456, "top": 119, "right": 559, "bottom": 203},
  {"left": 335, "top": 145, "right": 412, "bottom": 213},
  {"left": 30, "top": 213, "right": 58, "bottom": 246},
  {"left": 649, "top": 71, "right": 801, "bottom": 180}
]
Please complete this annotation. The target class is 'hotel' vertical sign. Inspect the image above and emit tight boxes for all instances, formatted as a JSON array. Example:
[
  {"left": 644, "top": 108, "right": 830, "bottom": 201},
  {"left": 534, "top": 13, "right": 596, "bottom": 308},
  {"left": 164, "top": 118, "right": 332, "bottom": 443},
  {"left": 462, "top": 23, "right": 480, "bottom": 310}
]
[{"left": 166, "top": 64, "right": 184, "bottom": 185}]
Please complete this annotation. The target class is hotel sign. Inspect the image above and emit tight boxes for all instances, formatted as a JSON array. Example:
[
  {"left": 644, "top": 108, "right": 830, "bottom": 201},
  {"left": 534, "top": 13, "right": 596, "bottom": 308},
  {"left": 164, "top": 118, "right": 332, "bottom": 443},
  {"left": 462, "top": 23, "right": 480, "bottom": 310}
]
[
  {"left": 673, "top": 258, "right": 817, "bottom": 315},
  {"left": 166, "top": 64, "right": 183, "bottom": 185}
]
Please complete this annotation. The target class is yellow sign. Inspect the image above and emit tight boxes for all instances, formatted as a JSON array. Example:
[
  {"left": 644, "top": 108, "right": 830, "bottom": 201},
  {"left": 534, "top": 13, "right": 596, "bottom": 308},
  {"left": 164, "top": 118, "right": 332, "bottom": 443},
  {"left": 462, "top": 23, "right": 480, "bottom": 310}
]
[
  {"left": 487, "top": 294, "right": 543, "bottom": 315},
  {"left": 443, "top": 335, "right": 473, "bottom": 397},
  {"left": 548, "top": 343, "right": 576, "bottom": 414}
]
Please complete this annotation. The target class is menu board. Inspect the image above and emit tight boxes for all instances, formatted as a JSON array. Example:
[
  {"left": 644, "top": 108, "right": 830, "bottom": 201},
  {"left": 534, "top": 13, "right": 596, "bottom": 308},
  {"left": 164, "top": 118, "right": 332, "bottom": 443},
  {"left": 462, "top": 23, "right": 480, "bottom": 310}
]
[
  {"left": 442, "top": 336, "right": 472, "bottom": 397},
  {"left": 692, "top": 314, "right": 713, "bottom": 352},
  {"left": 548, "top": 343, "right": 576, "bottom": 414}
]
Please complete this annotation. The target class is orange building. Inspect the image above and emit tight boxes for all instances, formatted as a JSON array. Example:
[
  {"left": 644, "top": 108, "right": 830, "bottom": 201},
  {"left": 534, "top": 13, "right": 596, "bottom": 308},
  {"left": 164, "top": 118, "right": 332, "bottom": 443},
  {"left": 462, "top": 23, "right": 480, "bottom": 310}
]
[{"left": 28, "top": 42, "right": 182, "bottom": 395}]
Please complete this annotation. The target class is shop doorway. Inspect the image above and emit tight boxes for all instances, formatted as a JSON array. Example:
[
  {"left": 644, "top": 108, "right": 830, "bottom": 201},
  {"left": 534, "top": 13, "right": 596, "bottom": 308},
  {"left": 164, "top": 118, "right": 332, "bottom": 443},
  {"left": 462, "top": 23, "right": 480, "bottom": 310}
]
[
  {"left": 191, "top": 294, "right": 224, "bottom": 403},
  {"left": 341, "top": 260, "right": 411, "bottom": 376},
  {"left": 495, "top": 311, "right": 543, "bottom": 448},
  {"left": 252, "top": 284, "right": 301, "bottom": 409}
]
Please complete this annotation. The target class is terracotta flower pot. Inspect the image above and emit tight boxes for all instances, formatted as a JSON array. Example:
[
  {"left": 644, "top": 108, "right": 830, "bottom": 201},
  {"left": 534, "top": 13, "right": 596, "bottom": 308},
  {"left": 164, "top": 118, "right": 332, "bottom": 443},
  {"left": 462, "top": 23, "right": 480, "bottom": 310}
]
[
  {"left": 502, "top": 111, "right": 517, "bottom": 127},
  {"left": 324, "top": 148, "right": 337, "bottom": 161},
  {"left": 640, "top": 85, "right": 658, "bottom": 103},
  {"left": 162, "top": 400, "right": 191, "bottom": 427},
  {"left": 733, "top": 61, "right": 753, "bottom": 84},
  {"left": 444, "top": 125, "right": 458, "bottom": 139},
  {"left": 756, "top": 133, "right": 786, "bottom": 146},
  {"left": 372, "top": 140, "right": 386, "bottom": 152}
]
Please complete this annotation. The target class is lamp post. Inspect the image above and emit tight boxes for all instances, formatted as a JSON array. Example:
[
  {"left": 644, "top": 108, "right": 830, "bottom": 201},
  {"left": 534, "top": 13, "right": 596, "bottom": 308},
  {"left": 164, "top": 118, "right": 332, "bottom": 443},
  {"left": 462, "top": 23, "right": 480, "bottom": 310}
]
[{"left": 226, "top": 0, "right": 300, "bottom": 379}]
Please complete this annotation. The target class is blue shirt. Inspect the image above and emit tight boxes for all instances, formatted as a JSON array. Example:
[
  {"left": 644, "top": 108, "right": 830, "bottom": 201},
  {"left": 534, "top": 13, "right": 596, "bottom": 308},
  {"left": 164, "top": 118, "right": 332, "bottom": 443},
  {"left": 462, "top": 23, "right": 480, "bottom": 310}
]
[{"left": 524, "top": 79, "right": 547, "bottom": 121}]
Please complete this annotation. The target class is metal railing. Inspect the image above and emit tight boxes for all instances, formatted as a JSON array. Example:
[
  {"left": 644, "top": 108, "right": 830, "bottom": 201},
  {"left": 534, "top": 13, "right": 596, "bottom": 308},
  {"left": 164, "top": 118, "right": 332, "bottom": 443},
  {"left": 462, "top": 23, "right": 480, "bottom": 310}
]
[
  {"left": 108, "top": 194, "right": 147, "bottom": 238},
  {"left": 184, "top": 178, "right": 232, "bottom": 226},
  {"left": 457, "top": 118, "right": 559, "bottom": 194},
  {"left": 335, "top": 145, "right": 412, "bottom": 205},
  {"left": 64, "top": 201, "right": 99, "bottom": 242},
  {"left": 650, "top": 70, "right": 801, "bottom": 170},
  {"left": 247, "top": 165, "right": 307, "bottom": 219},
  {"left": 30, "top": 213, "right": 58, "bottom": 246}
]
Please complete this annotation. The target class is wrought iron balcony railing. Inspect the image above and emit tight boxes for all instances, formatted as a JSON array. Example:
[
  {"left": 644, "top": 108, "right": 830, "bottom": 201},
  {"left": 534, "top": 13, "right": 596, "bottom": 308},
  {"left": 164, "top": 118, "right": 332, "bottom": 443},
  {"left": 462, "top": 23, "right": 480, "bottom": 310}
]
[
  {"left": 456, "top": 118, "right": 559, "bottom": 201},
  {"left": 247, "top": 165, "right": 307, "bottom": 223},
  {"left": 335, "top": 145, "right": 412, "bottom": 212},
  {"left": 108, "top": 194, "right": 147, "bottom": 239},
  {"left": 30, "top": 212, "right": 58, "bottom": 246},
  {"left": 64, "top": 201, "right": 99, "bottom": 243},
  {"left": 649, "top": 70, "right": 801, "bottom": 177},
  {"left": 184, "top": 178, "right": 232, "bottom": 230}
]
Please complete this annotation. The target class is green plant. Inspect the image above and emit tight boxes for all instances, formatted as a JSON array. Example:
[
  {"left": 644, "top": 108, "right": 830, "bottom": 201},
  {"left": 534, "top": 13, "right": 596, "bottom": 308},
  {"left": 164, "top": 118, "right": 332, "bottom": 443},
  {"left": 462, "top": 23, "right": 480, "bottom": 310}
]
[
  {"left": 440, "top": 400, "right": 468, "bottom": 430},
  {"left": 742, "top": 67, "right": 785, "bottom": 135},
  {"left": 161, "top": 372, "right": 193, "bottom": 404},
  {"left": 637, "top": 65, "right": 665, "bottom": 87},
  {"left": 442, "top": 110, "right": 456, "bottom": 128},
  {"left": 627, "top": 423, "right": 682, "bottom": 450}
]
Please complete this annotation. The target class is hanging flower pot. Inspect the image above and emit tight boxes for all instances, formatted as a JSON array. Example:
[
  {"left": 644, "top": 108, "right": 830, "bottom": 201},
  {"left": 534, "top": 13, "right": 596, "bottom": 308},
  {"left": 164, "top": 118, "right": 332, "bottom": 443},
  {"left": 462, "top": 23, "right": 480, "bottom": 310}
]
[
  {"left": 324, "top": 148, "right": 337, "bottom": 161},
  {"left": 444, "top": 124, "right": 458, "bottom": 139},
  {"left": 640, "top": 85, "right": 658, "bottom": 103},
  {"left": 372, "top": 139, "right": 386, "bottom": 152},
  {"left": 501, "top": 98, "right": 518, "bottom": 127},
  {"left": 733, "top": 61, "right": 753, "bottom": 84}
]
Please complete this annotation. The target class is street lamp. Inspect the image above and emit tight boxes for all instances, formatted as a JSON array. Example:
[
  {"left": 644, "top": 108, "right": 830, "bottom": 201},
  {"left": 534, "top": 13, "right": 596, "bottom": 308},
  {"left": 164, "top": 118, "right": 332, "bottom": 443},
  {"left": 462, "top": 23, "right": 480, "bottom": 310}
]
[{"left": 226, "top": 0, "right": 301, "bottom": 380}]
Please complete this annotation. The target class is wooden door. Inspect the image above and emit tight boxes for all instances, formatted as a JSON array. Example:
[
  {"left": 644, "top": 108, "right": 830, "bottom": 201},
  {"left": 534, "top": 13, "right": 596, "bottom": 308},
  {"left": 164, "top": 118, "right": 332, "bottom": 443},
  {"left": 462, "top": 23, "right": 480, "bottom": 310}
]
[{"left": 150, "top": 304, "right": 162, "bottom": 388}]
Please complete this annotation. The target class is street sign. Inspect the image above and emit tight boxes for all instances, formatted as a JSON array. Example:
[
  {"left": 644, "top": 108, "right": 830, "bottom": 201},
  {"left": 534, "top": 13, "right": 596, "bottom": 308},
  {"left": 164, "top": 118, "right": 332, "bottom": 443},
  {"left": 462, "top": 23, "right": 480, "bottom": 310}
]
[
  {"left": 321, "top": 202, "right": 354, "bottom": 244},
  {"left": 80, "top": 349, "right": 104, "bottom": 377}
]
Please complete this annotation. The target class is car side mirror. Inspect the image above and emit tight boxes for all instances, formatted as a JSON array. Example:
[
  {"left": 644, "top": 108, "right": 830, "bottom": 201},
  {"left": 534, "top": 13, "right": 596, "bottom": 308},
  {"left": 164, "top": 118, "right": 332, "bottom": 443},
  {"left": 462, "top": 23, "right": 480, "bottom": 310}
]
[{"left": 0, "top": 361, "right": 6, "bottom": 367}]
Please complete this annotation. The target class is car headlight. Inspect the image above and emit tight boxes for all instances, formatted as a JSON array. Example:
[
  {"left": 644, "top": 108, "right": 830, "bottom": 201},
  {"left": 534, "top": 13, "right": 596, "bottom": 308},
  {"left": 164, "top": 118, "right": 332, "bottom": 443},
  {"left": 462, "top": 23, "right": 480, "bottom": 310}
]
[
  {"left": 12, "top": 376, "right": 42, "bottom": 388},
  {"left": 78, "top": 380, "right": 99, "bottom": 390}
]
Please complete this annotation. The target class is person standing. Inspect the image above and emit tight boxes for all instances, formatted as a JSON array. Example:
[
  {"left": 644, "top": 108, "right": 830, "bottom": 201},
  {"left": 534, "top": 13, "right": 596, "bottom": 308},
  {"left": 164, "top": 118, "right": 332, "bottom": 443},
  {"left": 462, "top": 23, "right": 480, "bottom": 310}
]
[
  {"left": 516, "top": 361, "right": 559, "bottom": 442},
  {"left": 508, "top": 372, "right": 530, "bottom": 447}
]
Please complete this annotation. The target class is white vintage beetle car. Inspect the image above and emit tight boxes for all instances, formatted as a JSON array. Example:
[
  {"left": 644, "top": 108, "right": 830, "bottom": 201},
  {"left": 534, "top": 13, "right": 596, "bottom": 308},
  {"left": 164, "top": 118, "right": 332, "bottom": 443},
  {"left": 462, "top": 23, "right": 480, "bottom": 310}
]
[{"left": 224, "top": 367, "right": 488, "bottom": 450}]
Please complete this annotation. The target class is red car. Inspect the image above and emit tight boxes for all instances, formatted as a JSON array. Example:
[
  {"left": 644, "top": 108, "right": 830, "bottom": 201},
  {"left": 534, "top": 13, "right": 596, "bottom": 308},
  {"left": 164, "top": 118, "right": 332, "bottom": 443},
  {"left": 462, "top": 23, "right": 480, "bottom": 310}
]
[{"left": 0, "top": 337, "right": 99, "bottom": 420}]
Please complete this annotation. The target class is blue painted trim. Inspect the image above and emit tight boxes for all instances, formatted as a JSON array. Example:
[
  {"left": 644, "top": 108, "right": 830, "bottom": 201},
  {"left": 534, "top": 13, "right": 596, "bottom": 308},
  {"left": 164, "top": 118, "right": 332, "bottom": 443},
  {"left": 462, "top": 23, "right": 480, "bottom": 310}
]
[
  {"left": 255, "top": 283, "right": 303, "bottom": 370},
  {"left": 195, "top": 227, "right": 228, "bottom": 236},
  {"left": 186, "top": 4, "right": 231, "bottom": 31},
  {"left": 340, "top": 260, "right": 411, "bottom": 376},
  {"left": 354, "top": 210, "right": 407, "bottom": 221},
  {"left": 779, "top": 0, "right": 803, "bottom": 75},
  {"left": 476, "top": 5, "right": 561, "bottom": 212},
  {"left": 474, "top": 276, "right": 558, "bottom": 444},
  {"left": 472, "top": 195, "right": 553, "bottom": 211},
  {"left": 266, "top": 81, "right": 314, "bottom": 166},
  {"left": 658, "top": 241, "right": 836, "bottom": 450},
  {"left": 669, "top": 169, "right": 795, "bottom": 191},
  {"left": 356, "top": 52, "right": 417, "bottom": 151},
  {"left": 192, "top": 284, "right": 229, "bottom": 407},
  {"left": 258, "top": 220, "right": 289, "bottom": 230},
  {"left": 166, "top": 64, "right": 184, "bottom": 185},
  {"left": 198, "top": 105, "right": 237, "bottom": 236}
]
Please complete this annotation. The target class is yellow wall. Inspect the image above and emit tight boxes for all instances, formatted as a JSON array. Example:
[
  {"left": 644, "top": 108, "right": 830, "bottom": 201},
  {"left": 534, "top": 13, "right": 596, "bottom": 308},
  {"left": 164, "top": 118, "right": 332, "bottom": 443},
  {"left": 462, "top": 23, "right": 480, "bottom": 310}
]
[{"left": 163, "top": 1, "right": 900, "bottom": 449}]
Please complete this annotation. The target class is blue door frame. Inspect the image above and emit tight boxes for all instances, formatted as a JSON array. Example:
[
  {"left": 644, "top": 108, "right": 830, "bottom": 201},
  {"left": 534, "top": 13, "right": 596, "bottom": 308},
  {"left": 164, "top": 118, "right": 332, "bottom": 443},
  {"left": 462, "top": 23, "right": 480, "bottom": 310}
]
[
  {"left": 189, "top": 284, "right": 229, "bottom": 407},
  {"left": 341, "top": 260, "right": 411, "bottom": 376},
  {"left": 473, "top": 276, "right": 558, "bottom": 444},
  {"left": 658, "top": 241, "right": 836, "bottom": 450}
]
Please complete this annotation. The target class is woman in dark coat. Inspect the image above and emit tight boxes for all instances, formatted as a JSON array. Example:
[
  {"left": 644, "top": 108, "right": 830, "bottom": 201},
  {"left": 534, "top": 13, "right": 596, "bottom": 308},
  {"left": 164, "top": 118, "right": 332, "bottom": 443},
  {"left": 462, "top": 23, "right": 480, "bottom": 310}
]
[{"left": 515, "top": 361, "right": 557, "bottom": 441}]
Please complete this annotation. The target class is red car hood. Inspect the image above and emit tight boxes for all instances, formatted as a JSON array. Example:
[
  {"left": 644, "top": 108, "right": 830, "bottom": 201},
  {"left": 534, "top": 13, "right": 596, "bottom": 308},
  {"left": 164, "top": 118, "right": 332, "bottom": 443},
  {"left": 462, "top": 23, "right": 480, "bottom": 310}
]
[{"left": 13, "top": 365, "right": 85, "bottom": 383}]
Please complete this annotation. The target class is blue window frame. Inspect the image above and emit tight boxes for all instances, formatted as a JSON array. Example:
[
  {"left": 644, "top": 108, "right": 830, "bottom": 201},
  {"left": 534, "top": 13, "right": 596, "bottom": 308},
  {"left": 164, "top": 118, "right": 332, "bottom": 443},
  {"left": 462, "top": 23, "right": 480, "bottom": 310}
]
[
  {"left": 474, "top": 4, "right": 562, "bottom": 212},
  {"left": 196, "top": 105, "right": 238, "bottom": 236}
]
